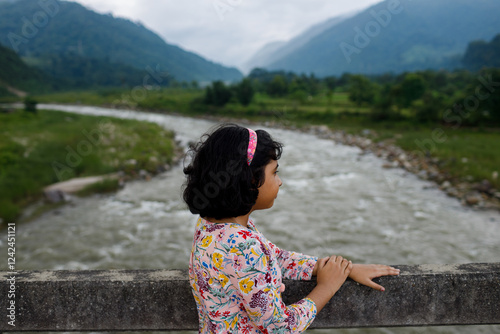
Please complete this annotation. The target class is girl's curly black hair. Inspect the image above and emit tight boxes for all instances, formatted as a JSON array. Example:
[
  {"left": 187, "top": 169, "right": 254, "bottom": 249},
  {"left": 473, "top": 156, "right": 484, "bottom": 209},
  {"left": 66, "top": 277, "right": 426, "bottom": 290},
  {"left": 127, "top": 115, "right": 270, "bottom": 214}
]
[{"left": 183, "top": 123, "right": 283, "bottom": 220}]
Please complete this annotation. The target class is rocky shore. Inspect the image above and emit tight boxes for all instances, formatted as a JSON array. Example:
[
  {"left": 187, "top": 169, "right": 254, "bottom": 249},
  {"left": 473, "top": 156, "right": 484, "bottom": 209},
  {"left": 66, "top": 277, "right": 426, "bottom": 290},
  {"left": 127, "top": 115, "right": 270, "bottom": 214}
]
[{"left": 307, "top": 125, "right": 500, "bottom": 211}]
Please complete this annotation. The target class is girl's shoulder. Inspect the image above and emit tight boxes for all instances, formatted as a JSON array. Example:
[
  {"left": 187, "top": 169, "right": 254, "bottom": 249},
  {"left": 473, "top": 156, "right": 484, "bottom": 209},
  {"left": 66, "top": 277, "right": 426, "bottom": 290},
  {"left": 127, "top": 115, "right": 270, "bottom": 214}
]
[{"left": 195, "top": 217, "right": 268, "bottom": 249}]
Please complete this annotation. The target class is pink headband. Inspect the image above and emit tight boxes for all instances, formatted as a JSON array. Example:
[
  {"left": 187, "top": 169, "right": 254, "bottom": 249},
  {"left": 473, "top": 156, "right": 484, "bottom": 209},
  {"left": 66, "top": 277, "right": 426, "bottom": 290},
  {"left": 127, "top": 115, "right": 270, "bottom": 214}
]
[{"left": 247, "top": 128, "right": 257, "bottom": 166}]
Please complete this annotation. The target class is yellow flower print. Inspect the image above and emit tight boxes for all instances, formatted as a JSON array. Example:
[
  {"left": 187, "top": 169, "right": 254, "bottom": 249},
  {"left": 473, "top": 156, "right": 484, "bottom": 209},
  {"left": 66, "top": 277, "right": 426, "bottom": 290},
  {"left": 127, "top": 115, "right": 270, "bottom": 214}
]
[
  {"left": 213, "top": 252, "right": 224, "bottom": 269},
  {"left": 239, "top": 277, "right": 254, "bottom": 294},
  {"left": 200, "top": 235, "right": 213, "bottom": 248},
  {"left": 251, "top": 248, "right": 260, "bottom": 257},
  {"left": 219, "top": 273, "right": 229, "bottom": 287},
  {"left": 223, "top": 315, "right": 238, "bottom": 329},
  {"left": 230, "top": 315, "right": 238, "bottom": 328}
]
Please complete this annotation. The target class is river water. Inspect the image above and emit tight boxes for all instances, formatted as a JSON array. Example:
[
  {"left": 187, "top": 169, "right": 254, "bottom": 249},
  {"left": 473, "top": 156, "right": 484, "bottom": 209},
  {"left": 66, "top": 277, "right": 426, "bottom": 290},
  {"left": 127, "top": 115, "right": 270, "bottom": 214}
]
[{"left": 2, "top": 104, "right": 499, "bottom": 334}]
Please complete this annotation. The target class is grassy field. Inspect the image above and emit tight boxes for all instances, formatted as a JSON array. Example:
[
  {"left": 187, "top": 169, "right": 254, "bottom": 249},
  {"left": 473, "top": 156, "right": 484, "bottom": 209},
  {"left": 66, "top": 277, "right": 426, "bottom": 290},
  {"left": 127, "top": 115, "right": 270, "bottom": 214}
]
[
  {"left": 29, "top": 87, "right": 500, "bottom": 190},
  {"left": 0, "top": 108, "right": 177, "bottom": 223}
]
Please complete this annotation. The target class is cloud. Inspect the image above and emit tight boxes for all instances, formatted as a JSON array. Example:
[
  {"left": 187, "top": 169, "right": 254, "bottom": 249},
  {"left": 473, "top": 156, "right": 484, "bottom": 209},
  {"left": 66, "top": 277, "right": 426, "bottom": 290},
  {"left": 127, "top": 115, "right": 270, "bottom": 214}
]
[{"left": 75, "top": 0, "right": 382, "bottom": 70}]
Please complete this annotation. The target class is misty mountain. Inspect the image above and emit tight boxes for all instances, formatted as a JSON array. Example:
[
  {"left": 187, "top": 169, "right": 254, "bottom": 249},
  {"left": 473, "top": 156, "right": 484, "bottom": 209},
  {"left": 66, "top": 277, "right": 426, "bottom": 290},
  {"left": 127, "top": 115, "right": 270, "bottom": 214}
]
[
  {"left": 463, "top": 34, "right": 500, "bottom": 71},
  {"left": 243, "top": 10, "right": 358, "bottom": 73},
  {"left": 0, "top": 0, "right": 242, "bottom": 83},
  {"left": 260, "top": 0, "right": 500, "bottom": 77},
  {"left": 0, "top": 43, "right": 46, "bottom": 96}
]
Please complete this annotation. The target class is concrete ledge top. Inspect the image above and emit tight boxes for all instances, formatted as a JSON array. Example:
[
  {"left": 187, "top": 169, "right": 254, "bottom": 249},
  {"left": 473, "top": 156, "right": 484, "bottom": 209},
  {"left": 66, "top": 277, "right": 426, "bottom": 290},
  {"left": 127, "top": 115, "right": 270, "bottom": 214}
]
[
  {"left": 1, "top": 269, "right": 187, "bottom": 282},
  {"left": 2, "top": 262, "right": 499, "bottom": 282},
  {"left": 1, "top": 263, "right": 499, "bottom": 331}
]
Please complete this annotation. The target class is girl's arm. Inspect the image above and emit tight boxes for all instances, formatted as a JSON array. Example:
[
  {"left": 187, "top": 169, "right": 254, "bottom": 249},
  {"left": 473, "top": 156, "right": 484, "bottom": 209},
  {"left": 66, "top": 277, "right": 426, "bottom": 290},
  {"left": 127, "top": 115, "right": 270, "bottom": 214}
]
[{"left": 274, "top": 246, "right": 318, "bottom": 280}]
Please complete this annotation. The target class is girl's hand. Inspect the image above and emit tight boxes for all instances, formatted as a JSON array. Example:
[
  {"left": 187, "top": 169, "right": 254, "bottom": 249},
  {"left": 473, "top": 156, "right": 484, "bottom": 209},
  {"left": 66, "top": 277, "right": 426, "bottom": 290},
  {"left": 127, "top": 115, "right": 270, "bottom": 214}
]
[
  {"left": 315, "top": 255, "right": 353, "bottom": 296},
  {"left": 348, "top": 264, "right": 400, "bottom": 291},
  {"left": 307, "top": 256, "right": 352, "bottom": 313}
]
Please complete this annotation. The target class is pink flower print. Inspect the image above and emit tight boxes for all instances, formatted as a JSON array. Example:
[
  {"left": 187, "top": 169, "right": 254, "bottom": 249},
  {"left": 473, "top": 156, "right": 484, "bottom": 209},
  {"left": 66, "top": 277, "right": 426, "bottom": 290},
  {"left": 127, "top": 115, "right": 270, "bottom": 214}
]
[
  {"left": 232, "top": 254, "right": 245, "bottom": 271},
  {"left": 216, "top": 230, "right": 225, "bottom": 242},
  {"left": 255, "top": 273, "right": 267, "bottom": 286}
]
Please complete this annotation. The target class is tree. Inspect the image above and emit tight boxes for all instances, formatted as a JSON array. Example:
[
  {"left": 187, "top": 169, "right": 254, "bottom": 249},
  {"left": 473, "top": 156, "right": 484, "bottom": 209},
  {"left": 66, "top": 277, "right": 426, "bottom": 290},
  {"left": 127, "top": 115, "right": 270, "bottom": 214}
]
[
  {"left": 204, "top": 81, "right": 232, "bottom": 106},
  {"left": 348, "top": 75, "right": 377, "bottom": 106},
  {"left": 477, "top": 68, "right": 500, "bottom": 125},
  {"left": 370, "top": 84, "right": 399, "bottom": 121},
  {"left": 235, "top": 78, "right": 254, "bottom": 106},
  {"left": 394, "top": 73, "right": 427, "bottom": 109},
  {"left": 267, "top": 75, "right": 288, "bottom": 97},
  {"left": 413, "top": 92, "right": 444, "bottom": 123}
]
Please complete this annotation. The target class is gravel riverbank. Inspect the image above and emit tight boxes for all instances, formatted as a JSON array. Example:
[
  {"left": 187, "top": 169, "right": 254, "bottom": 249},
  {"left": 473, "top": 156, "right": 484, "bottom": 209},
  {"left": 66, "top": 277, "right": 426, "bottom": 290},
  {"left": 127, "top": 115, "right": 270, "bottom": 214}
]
[{"left": 307, "top": 125, "right": 500, "bottom": 211}]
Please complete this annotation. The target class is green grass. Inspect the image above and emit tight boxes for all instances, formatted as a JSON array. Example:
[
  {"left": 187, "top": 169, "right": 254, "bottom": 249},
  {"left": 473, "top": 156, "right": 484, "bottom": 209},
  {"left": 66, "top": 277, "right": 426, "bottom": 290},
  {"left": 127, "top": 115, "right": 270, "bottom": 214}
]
[
  {"left": 0, "top": 109, "right": 177, "bottom": 224},
  {"left": 394, "top": 128, "right": 500, "bottom": 188},
  {"left": 32, "top": 88, "right": 204, "bottom": 112}
]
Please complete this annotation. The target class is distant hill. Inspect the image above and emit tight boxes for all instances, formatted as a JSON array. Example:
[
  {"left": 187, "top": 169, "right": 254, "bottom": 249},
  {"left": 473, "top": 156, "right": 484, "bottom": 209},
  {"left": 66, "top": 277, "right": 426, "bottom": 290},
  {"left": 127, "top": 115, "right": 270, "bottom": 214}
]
[
  {"left": 261, "top": 0, "right": 500, "bottom": 77},
  {"left": 0, "top": 0, "right": 242, "bottom": 83},
  {"left": 243, "top": 11, "right": 358, "bottom": 73},
  {"left": 463, "top": 34, "right": 500, "bottom": 71},
  {"left": 0, "top": 41, "right": 172, "bottom": 94},
  {"left": 0, "top": 43, "right": 45, "bottom": 96}
]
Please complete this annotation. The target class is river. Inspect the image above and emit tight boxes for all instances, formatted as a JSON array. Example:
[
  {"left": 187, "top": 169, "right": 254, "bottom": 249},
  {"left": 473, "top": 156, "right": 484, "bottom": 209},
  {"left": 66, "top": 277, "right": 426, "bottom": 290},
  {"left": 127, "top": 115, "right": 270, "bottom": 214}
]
[{"left": 2, "top": 104, "right": 500, "bottom": 334}]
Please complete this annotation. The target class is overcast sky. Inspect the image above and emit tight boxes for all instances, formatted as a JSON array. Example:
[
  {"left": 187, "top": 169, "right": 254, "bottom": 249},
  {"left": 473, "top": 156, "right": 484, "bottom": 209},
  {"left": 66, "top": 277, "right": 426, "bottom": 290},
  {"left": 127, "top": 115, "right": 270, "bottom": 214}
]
[{"left": 75, "top": 0, "right": 381, "bottom": 72}]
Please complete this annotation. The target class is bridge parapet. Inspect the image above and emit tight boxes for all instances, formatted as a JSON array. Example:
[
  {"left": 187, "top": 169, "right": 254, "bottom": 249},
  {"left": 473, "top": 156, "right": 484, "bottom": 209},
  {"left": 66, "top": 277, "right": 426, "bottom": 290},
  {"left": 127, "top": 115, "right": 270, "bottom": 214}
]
[{"left": 1, "top": 263, "right": 499, "bottom": 331}]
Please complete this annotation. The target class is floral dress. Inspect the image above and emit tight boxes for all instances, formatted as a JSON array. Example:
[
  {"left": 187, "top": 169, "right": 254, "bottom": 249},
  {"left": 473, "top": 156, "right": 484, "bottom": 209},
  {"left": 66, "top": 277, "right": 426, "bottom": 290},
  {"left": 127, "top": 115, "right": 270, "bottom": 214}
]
[{"left": 189, "top": 217, "right": 318, "bottom": 334}]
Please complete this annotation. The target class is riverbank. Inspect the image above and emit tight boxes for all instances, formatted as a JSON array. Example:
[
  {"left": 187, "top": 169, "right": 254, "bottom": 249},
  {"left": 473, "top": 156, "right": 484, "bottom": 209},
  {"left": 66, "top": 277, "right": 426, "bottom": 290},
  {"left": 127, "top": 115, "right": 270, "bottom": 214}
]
[
  {"left": 0, "top": 108, "right": 182, "bottom": 225},
  {"left": 307, "top": 125, "right": 500, "bottom": 211}
]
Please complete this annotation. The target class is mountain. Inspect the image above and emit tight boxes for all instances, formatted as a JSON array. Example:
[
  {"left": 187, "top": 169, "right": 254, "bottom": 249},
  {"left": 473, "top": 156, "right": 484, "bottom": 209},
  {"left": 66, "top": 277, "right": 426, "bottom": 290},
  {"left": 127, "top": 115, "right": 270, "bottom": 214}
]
[
  {"left": 262, "top": 0, "right": 500, "bottom": 77},
  {"left": 463, "top": 34, "right": 500, "bottom": 71},
  {"left": 243, "top": 11, "right": 358, "bottom": 73},
  {"left": 0, "top": 43, "right": 46, "bottom": 96},
  {"left": 0, "top": 0, "right": 242, "bottom": 83},
  {"left": 242, "top": 41, "right": 287, "bottom": 74}
]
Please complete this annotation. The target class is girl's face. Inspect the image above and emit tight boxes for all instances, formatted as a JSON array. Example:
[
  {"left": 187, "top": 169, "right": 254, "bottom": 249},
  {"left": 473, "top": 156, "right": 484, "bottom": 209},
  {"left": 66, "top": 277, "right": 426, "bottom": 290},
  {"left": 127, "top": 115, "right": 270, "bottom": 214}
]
[{"left": 253, "top": 160, "right": 282, "bottom": 211}]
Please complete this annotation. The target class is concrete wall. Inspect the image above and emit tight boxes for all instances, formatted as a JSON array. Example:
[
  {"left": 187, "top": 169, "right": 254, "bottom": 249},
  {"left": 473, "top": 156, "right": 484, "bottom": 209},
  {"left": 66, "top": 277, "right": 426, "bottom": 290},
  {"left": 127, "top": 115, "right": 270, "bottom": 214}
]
[{"left": 1, "top": 263, "right": 499, "bottom": 331}]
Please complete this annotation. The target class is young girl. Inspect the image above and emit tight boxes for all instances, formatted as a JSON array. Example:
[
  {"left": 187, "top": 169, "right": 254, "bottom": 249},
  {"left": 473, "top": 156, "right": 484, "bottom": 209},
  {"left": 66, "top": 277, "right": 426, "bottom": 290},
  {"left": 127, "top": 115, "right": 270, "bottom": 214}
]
[{"left": 183, "top": 124, "right": 399, "bottom": 333}]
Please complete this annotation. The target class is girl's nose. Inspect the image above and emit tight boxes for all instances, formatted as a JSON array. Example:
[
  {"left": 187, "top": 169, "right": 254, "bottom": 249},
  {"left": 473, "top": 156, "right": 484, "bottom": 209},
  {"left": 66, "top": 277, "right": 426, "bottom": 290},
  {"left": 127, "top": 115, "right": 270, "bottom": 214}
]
[{"left": 278, "top": 175, "right": 283, "bottom": 187}]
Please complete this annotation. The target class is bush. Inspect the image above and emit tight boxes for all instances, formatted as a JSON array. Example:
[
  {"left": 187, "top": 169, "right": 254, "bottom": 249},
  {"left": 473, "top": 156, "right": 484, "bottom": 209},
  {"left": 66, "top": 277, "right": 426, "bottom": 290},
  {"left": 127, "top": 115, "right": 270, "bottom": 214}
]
[
  {"left": 24, "top": 97, "right": 38, "bottom": 113},
  {"left": 204, "top": 81, "right": 232, "bottom": 106}
]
